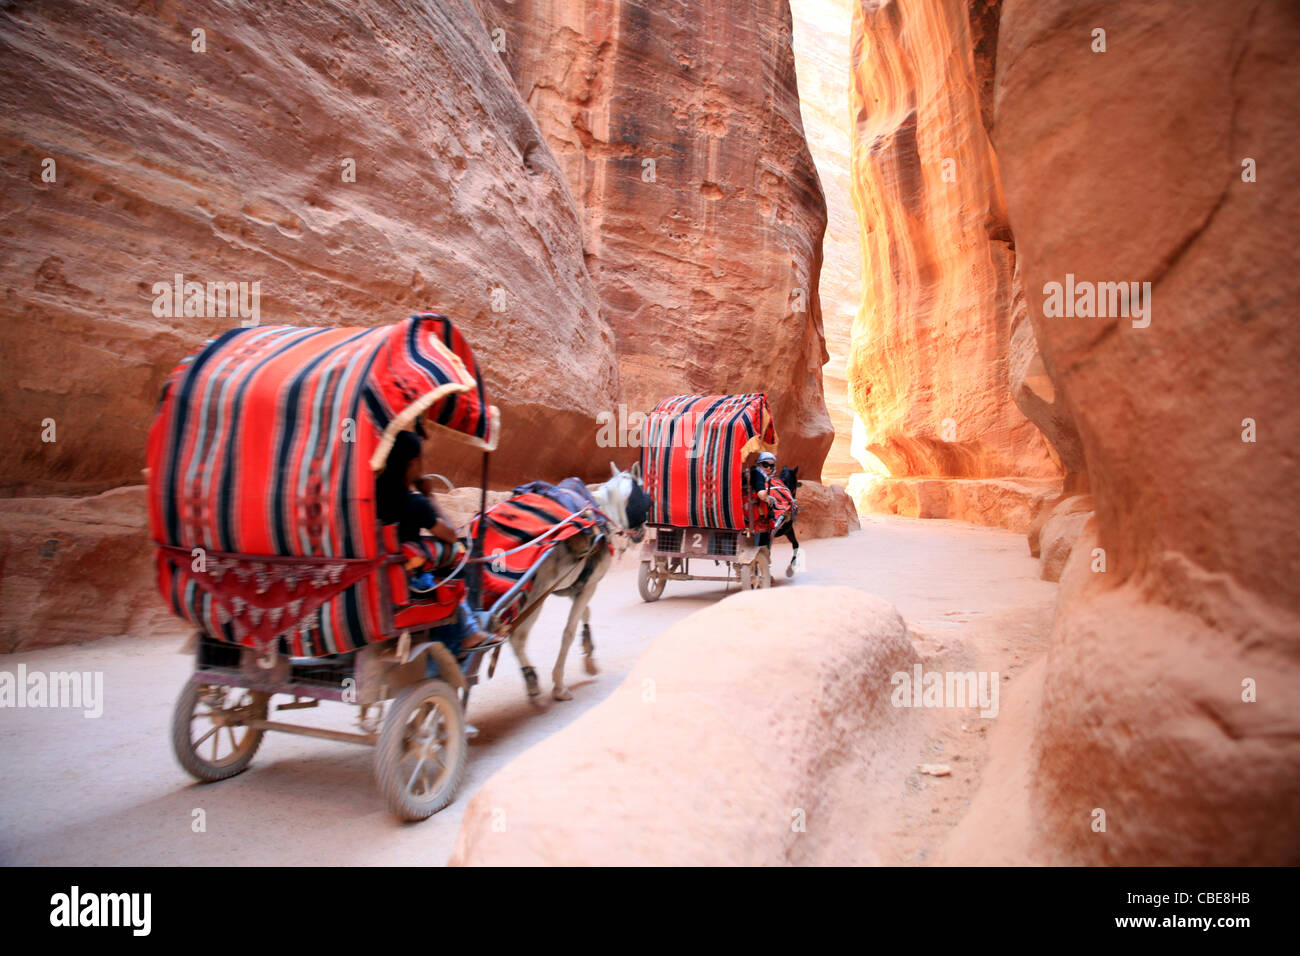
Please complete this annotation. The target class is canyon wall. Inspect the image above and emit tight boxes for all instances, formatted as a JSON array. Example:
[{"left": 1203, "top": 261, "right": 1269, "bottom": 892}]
[
  {"left": 483, "top": 0, "right": 834, "bottom": 477},
  {"left": 0, "top": 0, "right": 616, "bottom": 497},
  {"left": 0, "top": 0, "right": 849, "bottom": 649},
  {"left": 790, "top": 0, "right": 860, "bottom": 484},
  {"left": 846, "top": 0, "right": 1063, "bottom": 530},
  {"left": 992, "top": 0, "right": 1300, "bottom": 863}
]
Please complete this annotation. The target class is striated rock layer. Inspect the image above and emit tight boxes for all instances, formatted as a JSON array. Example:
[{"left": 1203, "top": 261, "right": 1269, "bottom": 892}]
[
  {"left": 995, "top": 0, "right": 1300, "bottom": 863},
  {"left": 846, "top": 0, "right": 1061, "bottom": 525},
  {"left": 450, "top": 587, "right": 917, "bottom": 865},
  {"left": 485, "top": 0, "right": 834, "bottom": 477},
  {"left": 0, "top": 0, "right": 617, "bottom": 496}
]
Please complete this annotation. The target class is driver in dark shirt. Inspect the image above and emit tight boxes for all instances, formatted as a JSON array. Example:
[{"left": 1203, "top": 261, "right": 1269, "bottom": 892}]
[
  {"left": 376, "top": 429, "right": 459, "bottom": 562},
  {"left": 376, "top": 428, "right": 495, "bottom": 650}
]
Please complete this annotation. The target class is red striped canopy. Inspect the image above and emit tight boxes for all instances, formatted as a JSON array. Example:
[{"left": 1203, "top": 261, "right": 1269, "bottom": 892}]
[
  {"left": 145, "top": 312, "right": 498, "bottom": 656},
  {"left": 640, "top": 394, "right": 777, "bottom": 531}
]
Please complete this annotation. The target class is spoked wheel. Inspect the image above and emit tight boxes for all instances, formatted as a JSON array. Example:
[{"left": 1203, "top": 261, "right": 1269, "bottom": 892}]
[
  {"left": 172, "top": 680, "right": 268, "bottom": 782},
  {"left": 637, "top": 560, "right": 666, "bottom": 602},
  {"left": 374, "top": 679, "right": 466, "bottom": 821}
]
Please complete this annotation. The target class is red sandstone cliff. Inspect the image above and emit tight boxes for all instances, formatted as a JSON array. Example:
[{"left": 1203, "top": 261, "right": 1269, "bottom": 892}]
[
  {"left": 483, "top": 0, "right": 835, "bottom": 476},
  {"left": 0, "top": 0, "right": 616, "bottom": 495},
  {"left": 990, "top": 0, "right": 1300, "bottom": 864}
]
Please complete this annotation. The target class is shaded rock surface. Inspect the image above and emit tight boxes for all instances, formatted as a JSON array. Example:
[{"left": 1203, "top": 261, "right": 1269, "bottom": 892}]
[
  {"left": 1034, "top": 494, "right": 1092, "bottom": 582},
  {"left": 0, "top": 486, "right": 166, "bottom": 652},
  {"left": 792, "top": 480, "right": 860, "bottom": 539},
  {"left": 486, "top": 0, "right": 834, "bottom": 476},
  {"left": 0, "top": 0, "right": 617, "bottom": 496},
  {"left": 449, "top": 586, "right": 917, "bottom": 865},
  {"left": 994, "top": 0, "right": 1300, "bottom": 863}
]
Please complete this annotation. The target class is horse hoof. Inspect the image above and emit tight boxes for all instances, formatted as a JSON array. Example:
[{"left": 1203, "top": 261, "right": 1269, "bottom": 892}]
[
  {"left": 552, "top": 687, "right": 574, "bottom": 702},
  {"left": 584, "top": 657, "right": 599, "bottom": 676},
  {"left": 786, "top": 563, "right": 795, "bottom": 578}
]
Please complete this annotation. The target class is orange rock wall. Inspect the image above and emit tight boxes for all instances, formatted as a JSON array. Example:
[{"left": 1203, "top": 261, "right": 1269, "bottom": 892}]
[{"left": 847, "top": 0, "right": 1059, "bottom": 487}]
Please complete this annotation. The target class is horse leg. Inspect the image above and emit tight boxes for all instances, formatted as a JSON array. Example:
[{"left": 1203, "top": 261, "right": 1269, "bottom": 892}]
[
  {"left": 509, "top": 612, "right": 543, "bottom": 703},
  {"left": 553, "top": 557, "right": 607, "bottom": 701},
  {"left": 580, "top": 605, "right": 598, "bottom": 675},
  {"left": 784, "top": 524, "right": 800, "bottom": 576}
]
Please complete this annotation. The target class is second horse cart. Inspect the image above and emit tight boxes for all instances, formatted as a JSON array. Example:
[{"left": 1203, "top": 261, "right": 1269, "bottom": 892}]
[{"left": 635, "top": 393, "right": 782, "bottom": 601}]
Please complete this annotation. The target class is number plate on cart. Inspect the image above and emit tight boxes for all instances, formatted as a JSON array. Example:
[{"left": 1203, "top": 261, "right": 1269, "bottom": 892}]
[{"left": 684, "top": 530, "right": 708, "bottom": 555}]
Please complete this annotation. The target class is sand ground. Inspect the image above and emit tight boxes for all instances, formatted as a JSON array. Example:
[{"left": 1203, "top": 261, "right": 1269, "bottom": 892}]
[{"left": 0, "top": 514, "right": 1056, "bottom": 865}]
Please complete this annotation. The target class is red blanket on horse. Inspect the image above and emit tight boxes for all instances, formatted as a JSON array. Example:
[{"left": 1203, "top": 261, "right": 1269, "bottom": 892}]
[
  {"left": 469, "top": 493, "right": 603, "bottom": 624},
  {"left": 759, "top": 477, "right": 795, "bottom": 532}
]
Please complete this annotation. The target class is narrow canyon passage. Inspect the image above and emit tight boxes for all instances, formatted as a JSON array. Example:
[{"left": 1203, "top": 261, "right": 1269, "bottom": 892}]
[
  {"left": 0, "top": 516, "right": 1053, "bottom": 866},
  {"left": 0, "top": 0, "right": 1293, "bottom": 877}
]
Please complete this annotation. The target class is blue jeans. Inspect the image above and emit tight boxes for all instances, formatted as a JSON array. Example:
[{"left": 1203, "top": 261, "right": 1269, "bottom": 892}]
[{"left": 422, "top": 601, "right": 478, "bottom": 678}]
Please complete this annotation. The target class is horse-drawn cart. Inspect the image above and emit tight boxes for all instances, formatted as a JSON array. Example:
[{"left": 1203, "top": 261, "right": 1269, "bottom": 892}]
[
  {"left": 635, "top": 393, "right": 779, "bottom": 601},
  {"left": 149, "top": 313, "right": 553, "bottom": 820}
]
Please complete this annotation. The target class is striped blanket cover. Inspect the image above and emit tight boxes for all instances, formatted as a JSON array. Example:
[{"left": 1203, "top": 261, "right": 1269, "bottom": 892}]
[
  {"left": 763, "top": 476, "right": 796, "bottom": 532},
  {"left": 469, "top": 492, "right": 603, "bottom": 624},
  {"left": 639, "top": 394, "right": 777, "bottom": 531},
  {"left": 146, "top": 313, "right": 497, "bottom": 656}
]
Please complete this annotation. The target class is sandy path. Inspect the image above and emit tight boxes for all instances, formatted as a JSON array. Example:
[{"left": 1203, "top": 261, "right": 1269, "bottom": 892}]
[{"left": 0, "top": 514, "right": 1056, "bottom": 865}]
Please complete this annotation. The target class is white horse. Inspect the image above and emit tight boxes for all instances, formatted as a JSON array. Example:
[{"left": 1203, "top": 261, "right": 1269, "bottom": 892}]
[{"left": 506, "top": 462, "right": 648, "bottom": 702}]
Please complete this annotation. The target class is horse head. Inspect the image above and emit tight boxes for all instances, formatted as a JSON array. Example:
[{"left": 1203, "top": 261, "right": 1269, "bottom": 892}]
[{"left": 593, "top": 460, "right": 651, "bottom": 544}]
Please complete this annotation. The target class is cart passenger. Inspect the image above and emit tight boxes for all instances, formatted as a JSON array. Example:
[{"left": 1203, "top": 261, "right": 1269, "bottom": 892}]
[
  {"left": 376, "top": 429, "right": 495, "bottom": 650},
  {"left": 376, "top": 429, "right": 462, "bottom": 582}
]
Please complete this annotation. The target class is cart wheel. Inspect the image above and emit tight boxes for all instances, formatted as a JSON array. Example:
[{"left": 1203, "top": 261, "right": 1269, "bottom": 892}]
[
  {"left": 374, "top": 679, "right": 466, "bottom": 821},
  {"left": 171, "top": 680, "right": 268, "bottom": 782},
  {"left": 637, "top": 560, "right": 666, "bottom": 602}
]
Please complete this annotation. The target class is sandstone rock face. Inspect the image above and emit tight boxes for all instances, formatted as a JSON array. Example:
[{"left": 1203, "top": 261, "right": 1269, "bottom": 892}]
[
  {"left": 0, "top": 0, "right": 617, "bottom": 496},
  {"left": 1035, "top": 495, "right": 1093, "bottom": 583},
  {"left": 860, "top": 475, "right": 1058, "bottom": 535},
  {"left": 790, "top": 0, "right": 861, "bottom": 484},
  {"left": 996, "top": 0, "right": 1300, "bottom": 863},
  {"left": 449, "top": 586, "right": 916, "bottom": 865},
  {"left": 846, "top": 0, "right": 1061, "bottom": 520},
  {"left": 1007, "top": 265, "right": 1086, "bottom": 487},
  {"left": 485, "top": 0, "right": 834, "bottom": 477},
  {"left": 791, "top": 480, "right": 860, "bottom": 539},
  {"left": 0, "top": 487, "right": 168, "bottom": 651}
]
